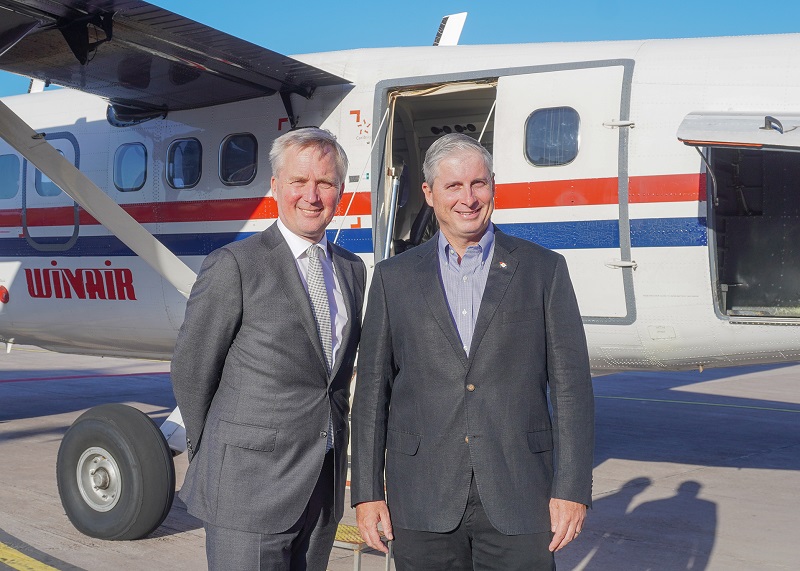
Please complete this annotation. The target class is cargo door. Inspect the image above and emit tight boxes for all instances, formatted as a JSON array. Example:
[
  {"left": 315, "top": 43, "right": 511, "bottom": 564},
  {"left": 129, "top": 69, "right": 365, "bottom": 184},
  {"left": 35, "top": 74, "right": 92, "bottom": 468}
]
[{"left": 493, "top": 64, "right": 635, "bottom": 322}]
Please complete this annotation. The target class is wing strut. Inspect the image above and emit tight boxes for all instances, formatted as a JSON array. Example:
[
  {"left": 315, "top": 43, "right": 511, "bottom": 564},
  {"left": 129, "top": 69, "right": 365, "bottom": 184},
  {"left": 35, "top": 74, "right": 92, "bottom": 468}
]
[{"left": 0, "top": 100, "right": 197, "bottom": 298}]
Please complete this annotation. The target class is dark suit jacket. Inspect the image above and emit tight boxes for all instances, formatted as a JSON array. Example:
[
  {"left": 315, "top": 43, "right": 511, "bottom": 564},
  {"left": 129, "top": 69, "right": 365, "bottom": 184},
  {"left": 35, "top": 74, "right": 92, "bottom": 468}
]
[
  {"left": 351, "top": 228, "right": 593, "bottom": 535},
  {"left": 171, "top": 223, "right": 366, "bottom": 534}
]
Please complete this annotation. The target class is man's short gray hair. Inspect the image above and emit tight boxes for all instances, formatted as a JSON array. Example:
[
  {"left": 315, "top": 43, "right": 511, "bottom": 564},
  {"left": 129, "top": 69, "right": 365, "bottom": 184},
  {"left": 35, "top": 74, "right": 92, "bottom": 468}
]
[
  {"left": 269, "top": 127, "right": 349, "bottom": 184},
  {"left": 422, "top": 133, "right": 493, "bottom": 187}
]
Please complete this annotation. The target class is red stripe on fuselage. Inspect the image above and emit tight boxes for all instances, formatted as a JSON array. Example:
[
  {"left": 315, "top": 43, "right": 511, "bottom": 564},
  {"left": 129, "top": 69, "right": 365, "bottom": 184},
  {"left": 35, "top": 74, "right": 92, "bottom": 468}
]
[
  {"left": 0, "top": 174, "right": 707, "bottom": 228},
  {"left": 494, "top": 178, "right": 619, "bottom": 208},
  {"left": 629, "top": 173, "right": 706, "bottom": 203},
  {"left": 0, "top": 192, "right": 372, "bottom": 228},
  {"left": 494, "top": 173, "right": 706, "bottom": 208}
]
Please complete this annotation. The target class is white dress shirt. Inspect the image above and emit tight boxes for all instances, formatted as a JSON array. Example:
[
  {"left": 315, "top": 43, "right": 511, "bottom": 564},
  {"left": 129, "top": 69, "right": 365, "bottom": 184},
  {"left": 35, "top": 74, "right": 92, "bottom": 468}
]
[{"left": 276, "top": 219, "right": 348, "bottom": 366}]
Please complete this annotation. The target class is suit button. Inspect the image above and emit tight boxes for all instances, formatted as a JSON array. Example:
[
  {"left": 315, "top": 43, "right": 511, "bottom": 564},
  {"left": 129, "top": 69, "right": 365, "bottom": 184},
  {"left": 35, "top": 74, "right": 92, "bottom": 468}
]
[
  {"left": 320, "top": 431, "right": 328, "bottom": 438},
  {"left": 465, "top": 436, "right": 469, "bottom": 443},
  {"left": 466, "top": 384, "right": 475, "bottom": 392}
]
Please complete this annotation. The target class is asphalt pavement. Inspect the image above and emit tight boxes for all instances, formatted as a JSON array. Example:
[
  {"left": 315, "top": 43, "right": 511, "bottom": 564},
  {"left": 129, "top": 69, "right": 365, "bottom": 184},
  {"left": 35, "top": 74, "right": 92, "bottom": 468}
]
[{"left": 1, "top": 345, "right": 798, "bottom": 570}]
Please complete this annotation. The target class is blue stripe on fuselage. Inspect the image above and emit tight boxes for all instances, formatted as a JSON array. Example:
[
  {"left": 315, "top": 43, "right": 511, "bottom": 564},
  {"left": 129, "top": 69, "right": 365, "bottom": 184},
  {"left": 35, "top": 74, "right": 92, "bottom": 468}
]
[
  {"left": 0, "top": 219, "right": 706, "bottom": 258},
  {"left": 498, "top": 217, "right": 707, "bottom": 249}
]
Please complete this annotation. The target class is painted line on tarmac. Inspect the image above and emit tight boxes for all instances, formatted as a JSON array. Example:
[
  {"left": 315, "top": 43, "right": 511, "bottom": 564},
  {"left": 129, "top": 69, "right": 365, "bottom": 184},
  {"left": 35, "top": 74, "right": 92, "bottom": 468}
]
[
  {"left": 0, "top": 372, "right": 170, "bottom": 384},
  {"left": 0, "top": 528, "right": 85, "bottom": 571},
  {"left": 595, "top": 395, "right": 800, "bottom": 413}
]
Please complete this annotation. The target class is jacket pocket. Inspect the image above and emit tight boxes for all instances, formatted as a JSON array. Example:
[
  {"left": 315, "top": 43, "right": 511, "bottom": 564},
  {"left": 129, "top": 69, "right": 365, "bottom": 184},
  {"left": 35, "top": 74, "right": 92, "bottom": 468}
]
[
  {"left": 386, "top": 429, "right": 421, "bottom": 456},
  {"left": 218, "top": 419, "right": 277, "bottom": 452},
  {"left": 501, "top": 308, "right": 537, "bottom": 323},
  {"left": 527, "top": 429, "right": 553, "bottom": 454}
]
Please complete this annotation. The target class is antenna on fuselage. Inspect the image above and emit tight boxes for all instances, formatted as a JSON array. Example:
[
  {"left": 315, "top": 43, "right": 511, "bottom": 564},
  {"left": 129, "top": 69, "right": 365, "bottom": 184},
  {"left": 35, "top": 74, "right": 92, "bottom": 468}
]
[
  {"left": 28, "top": 78, "right": 47, "bottom": 93},
  {"left": 433, "top": 12, "right": 467, "bottom": 46}
]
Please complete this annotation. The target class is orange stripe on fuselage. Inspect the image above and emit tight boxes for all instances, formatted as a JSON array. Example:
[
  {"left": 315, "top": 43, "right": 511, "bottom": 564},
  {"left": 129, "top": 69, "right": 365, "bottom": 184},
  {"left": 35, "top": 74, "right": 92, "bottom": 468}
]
[
  {"left": 494, "top": 173, "right": 706, "bottom": 208},
  {"left": 0, "top": 173, "right": 707, "bottom": 228},
  {"left": 629, "top": 173, "right": 706, "bottom": 203},
  {"left": 0, "top": 192, "right": 372, "bottom": 228}
]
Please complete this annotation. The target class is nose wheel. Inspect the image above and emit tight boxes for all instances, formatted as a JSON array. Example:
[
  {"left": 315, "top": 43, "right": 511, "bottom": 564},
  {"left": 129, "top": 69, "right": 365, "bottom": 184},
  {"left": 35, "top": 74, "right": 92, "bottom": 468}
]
[{"left": 56, "top": 404, "right": 175, "bottom": 540}]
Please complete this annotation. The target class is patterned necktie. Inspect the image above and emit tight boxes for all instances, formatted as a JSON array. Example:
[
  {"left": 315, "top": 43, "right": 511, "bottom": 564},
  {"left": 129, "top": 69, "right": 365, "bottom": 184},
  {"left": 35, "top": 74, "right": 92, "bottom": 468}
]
[
  {"left": 306, "top": 244, "right": 335, "bottom": 453},
  {"left": 306, "top": 244, "right": 332, "bottom": 373}
]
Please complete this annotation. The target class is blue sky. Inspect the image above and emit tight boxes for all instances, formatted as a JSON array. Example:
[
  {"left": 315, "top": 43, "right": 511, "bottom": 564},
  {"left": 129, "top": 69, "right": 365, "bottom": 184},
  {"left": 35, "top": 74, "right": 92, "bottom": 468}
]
[{"left": 1, "top": 0, "right": 799, "bottom": 97}]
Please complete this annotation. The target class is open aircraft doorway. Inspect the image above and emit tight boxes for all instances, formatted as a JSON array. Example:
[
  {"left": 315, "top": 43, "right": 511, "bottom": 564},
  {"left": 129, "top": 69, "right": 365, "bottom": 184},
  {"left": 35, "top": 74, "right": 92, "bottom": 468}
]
[
  {"left": 376, "top": 81, "right": 498, "bottom": 260},
  {"left": 678, "top": 112, "right": 800, "bottom": 324}
]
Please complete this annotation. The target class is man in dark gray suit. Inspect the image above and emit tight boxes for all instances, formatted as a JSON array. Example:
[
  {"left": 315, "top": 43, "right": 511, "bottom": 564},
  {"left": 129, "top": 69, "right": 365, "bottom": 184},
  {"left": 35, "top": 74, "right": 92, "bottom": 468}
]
[
  {"left": 351, "top": 134, "right": 594, "bottom": 570},
  {"left": 172, "top": 128, "right": 366, "bottom": 570}
]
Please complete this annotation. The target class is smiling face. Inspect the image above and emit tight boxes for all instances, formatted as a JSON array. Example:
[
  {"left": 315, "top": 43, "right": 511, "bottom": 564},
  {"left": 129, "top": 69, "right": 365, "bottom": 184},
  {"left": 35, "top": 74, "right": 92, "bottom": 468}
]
[
  {"left": 422, "top": 149, "right": 494, "bottom": 257},
  {"left": 271, "top": 143, "right": 344, "bottom": 243}
]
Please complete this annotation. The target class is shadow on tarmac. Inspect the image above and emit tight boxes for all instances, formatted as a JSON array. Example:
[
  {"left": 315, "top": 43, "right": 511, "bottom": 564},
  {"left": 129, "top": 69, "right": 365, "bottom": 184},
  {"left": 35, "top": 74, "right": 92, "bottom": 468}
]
[
  {"left": 567, "top": 478, "right": 716, "bottom": 570},
  {"left": 0, "top": 370, "right": 174, "bottom": 425}
]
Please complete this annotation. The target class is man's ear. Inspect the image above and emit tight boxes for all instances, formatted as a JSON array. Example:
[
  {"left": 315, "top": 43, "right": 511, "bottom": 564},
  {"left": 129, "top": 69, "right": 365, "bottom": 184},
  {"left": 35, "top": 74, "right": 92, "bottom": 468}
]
[
  {"left": 270, "top": 176, "right": 277, "bottom": 195},
  {"left": 422, "top": 182, "right": 434, "bottom": 207}
]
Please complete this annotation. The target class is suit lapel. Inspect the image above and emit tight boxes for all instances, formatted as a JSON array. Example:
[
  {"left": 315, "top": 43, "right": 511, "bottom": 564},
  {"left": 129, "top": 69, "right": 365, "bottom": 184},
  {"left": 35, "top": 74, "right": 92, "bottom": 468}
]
[
  {"left": 467, "top": 229, "right": 518, "bottom": 363},
  {"left": 417, "top": 236, "right": 469, "bottom": 368},
  {"left": 330, "top": 246, "right": 357, "bottom": 383},
  {"left": 262, "top": 225, "right": 329, "bottom": 375}
]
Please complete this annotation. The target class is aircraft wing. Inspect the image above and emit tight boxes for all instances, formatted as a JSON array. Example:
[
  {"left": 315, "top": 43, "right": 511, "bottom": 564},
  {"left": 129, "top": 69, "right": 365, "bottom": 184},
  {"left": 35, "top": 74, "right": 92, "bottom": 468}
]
[{"left": 0, "top": 0, "right": 349, "bottom": 111}]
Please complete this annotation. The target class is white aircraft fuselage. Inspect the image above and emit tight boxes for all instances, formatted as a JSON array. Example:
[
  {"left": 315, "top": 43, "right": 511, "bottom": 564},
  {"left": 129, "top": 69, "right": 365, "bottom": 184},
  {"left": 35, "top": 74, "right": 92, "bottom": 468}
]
[{"left": 2, "top": 34, "right": 800, "bottom": 372}]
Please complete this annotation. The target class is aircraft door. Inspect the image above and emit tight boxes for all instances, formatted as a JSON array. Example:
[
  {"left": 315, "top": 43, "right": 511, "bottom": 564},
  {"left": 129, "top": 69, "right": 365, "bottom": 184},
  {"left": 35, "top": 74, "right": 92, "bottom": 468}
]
[
  {"left": 22, "top": 132, "right": 80, "bottom": 251},
  {"left": 493, "top": 64, "right": 635, "bottom": 323}
]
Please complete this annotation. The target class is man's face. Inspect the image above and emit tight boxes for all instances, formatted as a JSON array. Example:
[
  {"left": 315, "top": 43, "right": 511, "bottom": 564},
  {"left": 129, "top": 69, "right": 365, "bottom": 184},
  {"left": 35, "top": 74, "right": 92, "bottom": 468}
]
[
  {"left": 422, "top": 150, "right": 494, "bottom": 251},
  {"left": 271, "top": 144, "right": 344, "bottom": 243}
]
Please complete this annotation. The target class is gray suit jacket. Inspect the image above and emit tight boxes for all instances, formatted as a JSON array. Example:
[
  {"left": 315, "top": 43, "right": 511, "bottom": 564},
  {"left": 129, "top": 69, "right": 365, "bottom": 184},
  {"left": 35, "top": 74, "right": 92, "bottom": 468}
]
[
  {"left": 172, "top": 223, "right": 366, "bottom": 534},
  {"left": 351, "top": 228, "right": 593, "bottom": 535}
]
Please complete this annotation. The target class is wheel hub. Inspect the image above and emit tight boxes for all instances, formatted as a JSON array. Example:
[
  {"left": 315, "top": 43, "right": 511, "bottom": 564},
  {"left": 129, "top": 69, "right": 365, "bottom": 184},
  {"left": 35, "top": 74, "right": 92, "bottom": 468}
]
[{"left": 76, "top": 447, "right": 121, "bottom": 512}]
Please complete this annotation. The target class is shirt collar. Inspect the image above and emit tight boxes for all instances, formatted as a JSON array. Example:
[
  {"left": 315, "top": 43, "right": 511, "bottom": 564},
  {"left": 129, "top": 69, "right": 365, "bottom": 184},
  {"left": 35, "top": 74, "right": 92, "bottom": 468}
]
[
  {"left": 276, "top": 219, "right": 329, "bottom": 261},
  {"left": 438, "top": 224, "right": 495, "bottom": 265}
]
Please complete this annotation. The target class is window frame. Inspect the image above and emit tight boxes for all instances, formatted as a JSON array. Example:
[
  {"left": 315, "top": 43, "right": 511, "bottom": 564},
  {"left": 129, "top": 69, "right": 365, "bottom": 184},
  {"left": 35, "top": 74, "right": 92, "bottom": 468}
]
[
  {"left": 0, "top": 153, "right": 21, "bottom": 200},
  {"left": 113, "top": 142, "right": 148, "bottom": 192},
  {"left": 219, "top": 133, "right": 258, "bottom": 186},
  {"left": 524, "top": 106, "right": 581, "bottom": 167},
  {"left": 34, "top": 149, "right": 66, "bottom": 197},
  {"left": 166, "top": 138, "right": 203, "bottom": 190}
]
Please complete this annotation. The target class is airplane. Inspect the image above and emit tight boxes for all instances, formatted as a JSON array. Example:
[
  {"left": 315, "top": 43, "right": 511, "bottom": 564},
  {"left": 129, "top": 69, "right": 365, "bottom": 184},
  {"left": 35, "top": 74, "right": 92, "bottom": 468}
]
[{"left": 1, "top": 0, "right": 800, "bottom": 543}]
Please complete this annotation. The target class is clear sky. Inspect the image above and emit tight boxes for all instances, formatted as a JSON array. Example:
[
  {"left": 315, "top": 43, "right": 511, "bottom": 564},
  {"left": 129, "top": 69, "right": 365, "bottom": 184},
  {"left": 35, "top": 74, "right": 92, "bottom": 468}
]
[{"left": 1, "top": 0, "right": 798, "bottom": 97}]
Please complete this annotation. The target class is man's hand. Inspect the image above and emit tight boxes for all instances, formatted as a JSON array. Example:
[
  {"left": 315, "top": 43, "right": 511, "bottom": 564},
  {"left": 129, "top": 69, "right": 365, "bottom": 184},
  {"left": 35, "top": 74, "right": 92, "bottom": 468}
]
[
  {"left": 355, "top": 500, "right": 393, "bottom": 554},
  {"left": 548, "top": 498, "right": 586, "bottom": 552}
]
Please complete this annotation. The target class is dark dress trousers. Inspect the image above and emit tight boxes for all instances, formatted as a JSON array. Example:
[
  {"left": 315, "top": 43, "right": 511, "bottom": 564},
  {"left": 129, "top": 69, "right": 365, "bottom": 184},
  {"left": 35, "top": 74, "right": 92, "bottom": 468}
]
[
  {"left": 172, "top": 223, "right": 366, "bottom": 535},
  {"left": 351, "top": 228, "right": 594, "bottom": 536}
]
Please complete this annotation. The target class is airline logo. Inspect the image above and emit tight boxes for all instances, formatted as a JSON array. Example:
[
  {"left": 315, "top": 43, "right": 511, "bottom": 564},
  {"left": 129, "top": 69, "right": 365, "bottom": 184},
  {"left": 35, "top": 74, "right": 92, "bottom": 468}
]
[{"left": 25, "top": 261, "right": 136, "bottom": 301}]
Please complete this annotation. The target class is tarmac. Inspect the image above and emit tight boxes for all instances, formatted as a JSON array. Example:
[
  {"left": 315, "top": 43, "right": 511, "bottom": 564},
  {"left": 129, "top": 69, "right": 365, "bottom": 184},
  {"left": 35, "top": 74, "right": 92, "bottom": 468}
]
[{"left": 1, "top": 344, "right": 799, "bottom": 570}]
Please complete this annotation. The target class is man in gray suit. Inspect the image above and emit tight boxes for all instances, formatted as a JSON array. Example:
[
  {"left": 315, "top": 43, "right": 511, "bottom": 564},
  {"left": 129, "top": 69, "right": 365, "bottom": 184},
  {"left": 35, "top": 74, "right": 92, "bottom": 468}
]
[
  {"left": 352, "top": 134, "right": 594, "bottom": 570},
  {"left": 172, "top": 128, "right": 366, "bottom": 570}
]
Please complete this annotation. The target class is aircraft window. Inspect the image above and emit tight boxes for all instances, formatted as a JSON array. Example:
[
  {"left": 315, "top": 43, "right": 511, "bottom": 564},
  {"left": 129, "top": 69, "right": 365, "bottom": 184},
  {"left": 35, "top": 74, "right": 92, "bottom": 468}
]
[
  {"left": 35, "top": 150, "right": 65, "bottom": 196},
  {"left": 0, "top": 154, "right": 21, "bottom": 199},
  {"left": 114, "top": 143, "right": 147, "bottom": 192},
  {"left": 220, "top": 133, "right": 257, "bottom": 185},
  {"left": 525, "top": 106, "right": 580, "bottom": 166},
  {"left": 167, "top": 138, "right": 202, "bottom": 189}
]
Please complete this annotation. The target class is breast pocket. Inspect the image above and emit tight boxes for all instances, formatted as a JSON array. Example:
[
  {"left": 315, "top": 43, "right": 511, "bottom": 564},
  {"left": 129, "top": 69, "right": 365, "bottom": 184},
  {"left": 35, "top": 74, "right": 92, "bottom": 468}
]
[{"left": 501, "top": 307, "right": 540, "bottom": 324}]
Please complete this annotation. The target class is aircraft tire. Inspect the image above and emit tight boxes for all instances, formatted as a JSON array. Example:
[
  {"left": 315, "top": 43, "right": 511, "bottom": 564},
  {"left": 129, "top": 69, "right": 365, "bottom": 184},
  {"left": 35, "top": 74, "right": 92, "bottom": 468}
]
[{"left": 56, "top": 404, "right": 175, "bottom": 540}]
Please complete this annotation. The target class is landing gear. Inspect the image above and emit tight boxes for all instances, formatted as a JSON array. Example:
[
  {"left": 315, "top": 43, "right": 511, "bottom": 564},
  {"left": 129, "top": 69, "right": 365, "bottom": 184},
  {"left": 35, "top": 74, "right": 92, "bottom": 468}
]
[{"left": 56, "top": 404, "right": 175, "bottom": 540}]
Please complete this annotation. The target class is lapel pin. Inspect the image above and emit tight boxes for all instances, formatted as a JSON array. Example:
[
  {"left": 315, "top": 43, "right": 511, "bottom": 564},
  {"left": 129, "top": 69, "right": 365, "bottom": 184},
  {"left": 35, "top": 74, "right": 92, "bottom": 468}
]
[{"left": 499, "top": 262, "right": 507, "bottom": 268}]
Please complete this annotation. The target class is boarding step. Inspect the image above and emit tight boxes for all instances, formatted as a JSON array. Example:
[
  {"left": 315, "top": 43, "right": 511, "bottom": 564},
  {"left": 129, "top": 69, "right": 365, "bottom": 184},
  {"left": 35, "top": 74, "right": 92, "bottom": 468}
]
[{"left": 333, "top": 524, "right": 393, "bottom": 571}]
